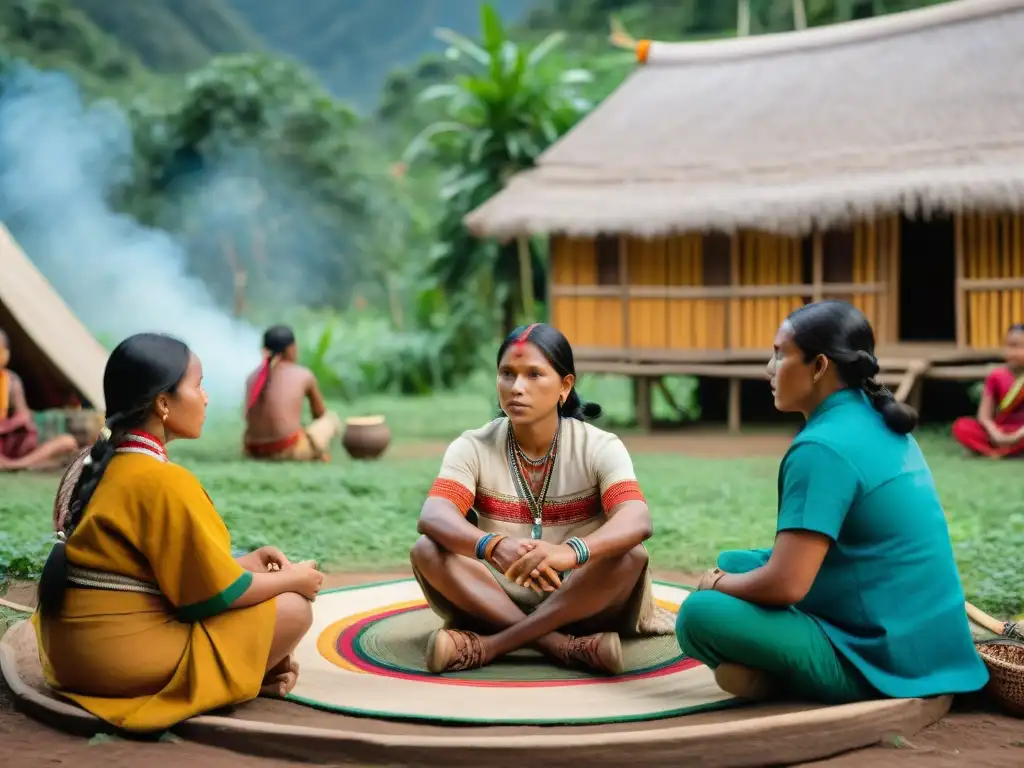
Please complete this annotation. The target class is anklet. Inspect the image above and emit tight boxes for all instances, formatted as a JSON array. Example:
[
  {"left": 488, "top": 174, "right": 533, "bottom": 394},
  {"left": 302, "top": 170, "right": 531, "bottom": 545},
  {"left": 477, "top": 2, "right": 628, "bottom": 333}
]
[
  {"left": 475, "top": 533, "right": 496, "bottom": 560},
  {"left": 565, "top": 536, "right": 590, "bottom": 567}
]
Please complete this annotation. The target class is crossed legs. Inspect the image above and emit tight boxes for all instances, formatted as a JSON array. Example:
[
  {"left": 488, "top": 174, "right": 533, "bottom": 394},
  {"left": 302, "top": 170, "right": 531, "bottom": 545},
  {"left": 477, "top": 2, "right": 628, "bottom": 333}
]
[
  {"left": 675, "top": 550, "right": 877, "bottom": 704},
  {"left": 260, "top": 592, "right": 313, "bottom": 698},
  {"left": 409, "top": 535, "right": 648, "bottom": 673},
  {"left": 1, "top": 434, "right": 79, "bottom": 471}
]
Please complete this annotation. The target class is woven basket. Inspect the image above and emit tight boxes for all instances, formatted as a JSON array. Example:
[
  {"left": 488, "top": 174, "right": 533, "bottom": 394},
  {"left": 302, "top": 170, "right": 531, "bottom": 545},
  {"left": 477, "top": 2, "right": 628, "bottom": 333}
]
[{"left": 976, "top": 638, "right": 1024, "bottom": 717}]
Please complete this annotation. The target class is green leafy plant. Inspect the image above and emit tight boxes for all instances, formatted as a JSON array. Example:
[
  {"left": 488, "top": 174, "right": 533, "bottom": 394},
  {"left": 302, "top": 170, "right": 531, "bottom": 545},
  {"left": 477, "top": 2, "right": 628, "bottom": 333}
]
[{"left": 403, "top": 2, "right": 595, "bottom": 336}]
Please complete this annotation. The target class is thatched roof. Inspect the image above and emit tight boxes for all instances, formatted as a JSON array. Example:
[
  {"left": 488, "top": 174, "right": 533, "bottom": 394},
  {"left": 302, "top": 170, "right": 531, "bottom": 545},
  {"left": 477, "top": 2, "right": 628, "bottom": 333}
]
[{"left": 465, "top": 0, "right": 1024, "bottom": 239}]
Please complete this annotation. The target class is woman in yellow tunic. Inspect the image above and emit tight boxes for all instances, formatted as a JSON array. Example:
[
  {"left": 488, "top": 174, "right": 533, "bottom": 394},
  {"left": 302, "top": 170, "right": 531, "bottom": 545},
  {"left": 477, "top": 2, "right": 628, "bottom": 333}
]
[
  {"left": 33, "top": 332, "right": 325, "bottom": 732},
  {"left": 411, "top": 323, "right": 674, "bottom": 675}
]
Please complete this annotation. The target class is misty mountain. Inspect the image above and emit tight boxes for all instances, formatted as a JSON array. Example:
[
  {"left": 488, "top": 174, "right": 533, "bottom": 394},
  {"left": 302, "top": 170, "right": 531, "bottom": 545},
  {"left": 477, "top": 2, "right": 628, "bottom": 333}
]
[{"left": 227, "top": 0, "right": 533, "bottom": 107}]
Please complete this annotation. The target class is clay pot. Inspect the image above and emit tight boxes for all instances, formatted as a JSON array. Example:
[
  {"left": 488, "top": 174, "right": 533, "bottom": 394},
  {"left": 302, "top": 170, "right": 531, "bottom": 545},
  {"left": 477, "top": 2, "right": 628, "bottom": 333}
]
[
  {"left": 342, "top": 415, "right": 391, "bottom": 460},
  {"left": 64, "top": 410, "right": 105, "bottom": 448}
]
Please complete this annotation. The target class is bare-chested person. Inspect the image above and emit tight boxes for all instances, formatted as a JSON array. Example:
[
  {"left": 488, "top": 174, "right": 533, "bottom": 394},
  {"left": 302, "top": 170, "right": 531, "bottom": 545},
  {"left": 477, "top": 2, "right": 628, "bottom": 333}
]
[
  {"left": 243, "top": 325, "right": 341, "bottom": 462},
  {"left": 0, "top": 328, "right": 79, "bottom": 471}
]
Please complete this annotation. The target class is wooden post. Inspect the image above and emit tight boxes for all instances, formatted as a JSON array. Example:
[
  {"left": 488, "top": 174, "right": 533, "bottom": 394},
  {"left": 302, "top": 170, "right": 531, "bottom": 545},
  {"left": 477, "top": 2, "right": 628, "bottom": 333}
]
[
  {"left": 888, "top": 215, "right": 901, "bottom": 342},
  {"left": 620, "top": 237, "right": 630, "bottom": 351},
  {"left": 737, "top": 0, "right": 751, "bottom": 36},
  {"left": 517, "top": 236, "right": 535, "bottom": 321},
  {"left": 955, "top": 214, "right": 967, "bottom": 347},
  {"left": 812, "top": 231, "right": 824, "bottom": 302},
  {"left": 876, "top": 219, "right": 890, "bottom": 343},
  {"left": 656, "top": 377, "right": 683, "bottom": 417},
  {"left": 908, "top": 377, "right": 924, "bottom": 414},
  {"left": 545, "top": 235, "right": 554, "bottom": 325},
  {"left": 727, "top": 378, "right": 741, "bottom": 434},
  {"left": 633, "top": 376, "right": 653, "bottom": 432},
  {"left": 894, "top": 360, "right": 929, "bottom": 404},
  {"left": 793, "top": 0, "right": 807, "bottom": 30},
  {"left": 728, "top": 233, "right": 740, "bottom": 348}
]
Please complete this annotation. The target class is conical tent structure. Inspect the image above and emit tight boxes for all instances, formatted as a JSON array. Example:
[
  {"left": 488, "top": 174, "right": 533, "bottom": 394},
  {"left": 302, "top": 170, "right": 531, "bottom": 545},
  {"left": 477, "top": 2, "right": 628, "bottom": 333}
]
[{"left": 0, "top": 223, "right": 106, "bottom": 411}]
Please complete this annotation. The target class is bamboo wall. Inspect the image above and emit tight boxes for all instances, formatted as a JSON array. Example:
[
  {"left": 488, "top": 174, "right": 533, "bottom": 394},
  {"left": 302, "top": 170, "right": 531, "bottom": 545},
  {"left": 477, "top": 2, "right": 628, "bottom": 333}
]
[
  {"left": 549, "top": 212, "right": 1022, "bottom": 356},
  {"left": 550, "top": 236, "right": 623, "bottom": 348},
  {"left": 626, "top": 235, "right": 727, "bottom": 350},
  {"left": 818, "top": 218, "right": 894, "bottom": 344},
  {"left": 549, "top": 226, "right": 887, "bottom": 352},
  {"left": 731, "top": 232, "right": 804, "bottom": 349},
  {"left": 961, "top": 213, "right": 1024, "bottom": 347}
]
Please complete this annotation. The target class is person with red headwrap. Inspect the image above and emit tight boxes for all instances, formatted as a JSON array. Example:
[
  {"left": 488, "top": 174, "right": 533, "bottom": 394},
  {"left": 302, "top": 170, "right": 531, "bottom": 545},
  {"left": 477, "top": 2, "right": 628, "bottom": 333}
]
[
  {"left": 951, "top": 323, "right": 1024, "bottom": 458},
  {"left": 242, "top": 325, "right": 340, "bottom": 461}
]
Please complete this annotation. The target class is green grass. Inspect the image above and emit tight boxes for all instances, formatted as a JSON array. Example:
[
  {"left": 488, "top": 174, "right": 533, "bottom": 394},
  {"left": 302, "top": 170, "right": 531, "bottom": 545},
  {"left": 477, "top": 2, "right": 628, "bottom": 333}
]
[{"left": 1, "top": 379, "right": 1021, "bottom": 617}]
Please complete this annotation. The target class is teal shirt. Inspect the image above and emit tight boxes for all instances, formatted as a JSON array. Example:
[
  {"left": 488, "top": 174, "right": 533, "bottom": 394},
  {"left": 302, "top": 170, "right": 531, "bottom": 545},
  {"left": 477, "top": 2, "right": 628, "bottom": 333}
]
[{"left": 772, "top": 388, "right": 988, "bottom": 698}]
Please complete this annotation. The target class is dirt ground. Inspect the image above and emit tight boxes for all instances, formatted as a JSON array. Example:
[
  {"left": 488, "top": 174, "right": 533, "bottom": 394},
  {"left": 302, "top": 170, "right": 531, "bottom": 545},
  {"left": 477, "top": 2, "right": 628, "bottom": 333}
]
[{"left": 2, "top": 569, "right": 1021, "bottom": 768}]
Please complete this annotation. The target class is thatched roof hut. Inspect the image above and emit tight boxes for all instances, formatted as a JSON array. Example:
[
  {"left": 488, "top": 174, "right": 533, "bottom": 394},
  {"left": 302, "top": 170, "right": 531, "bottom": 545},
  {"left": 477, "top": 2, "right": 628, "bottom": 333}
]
[{"left": 465, "top": 0, "right": 1024, "bottom": 239}]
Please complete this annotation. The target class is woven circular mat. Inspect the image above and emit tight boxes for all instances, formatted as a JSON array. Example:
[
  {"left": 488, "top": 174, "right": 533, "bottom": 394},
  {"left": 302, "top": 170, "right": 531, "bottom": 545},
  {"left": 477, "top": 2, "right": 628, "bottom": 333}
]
[{"left": 287, "top": 578, "right": 738, "bottom": 725}]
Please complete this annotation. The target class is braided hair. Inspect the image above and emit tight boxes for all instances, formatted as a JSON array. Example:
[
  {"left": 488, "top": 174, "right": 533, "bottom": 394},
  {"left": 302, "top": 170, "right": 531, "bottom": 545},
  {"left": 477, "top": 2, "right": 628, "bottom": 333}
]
[
  {"left": 786, "top": 301, "right": 918, "bottom": 435},
  {"left": 37, "top": 333, "right": 191, "bottom": 619},
  {"left": 246, "top": 325, "right": 296, "bottom": 411},
  {"left": 497, "top": 323, "right": 602, "bottom": 422}
]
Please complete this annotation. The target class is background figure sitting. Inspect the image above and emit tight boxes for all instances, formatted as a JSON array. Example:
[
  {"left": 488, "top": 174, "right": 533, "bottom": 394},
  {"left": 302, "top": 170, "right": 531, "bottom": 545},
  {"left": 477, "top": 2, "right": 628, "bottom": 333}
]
[
  {"left": 243, "top": 325, "right": 341, "bottom": 462},
  {"left": 0, "top": 328, "right": 79, "bottom": 471},
  {"left": 952, "top": 323, "right": 1024, "bottom": 459}
]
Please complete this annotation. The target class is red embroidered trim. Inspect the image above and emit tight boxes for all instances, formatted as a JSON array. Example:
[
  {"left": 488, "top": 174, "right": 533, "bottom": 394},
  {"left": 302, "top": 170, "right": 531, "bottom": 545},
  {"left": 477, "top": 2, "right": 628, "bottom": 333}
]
[
  {"left": 601, "top": 480, "right": 645, "bottom": 512},
  {"left": 428, "top": 479, "right": 475, "bottom": 516},
  {"left": 244, "top": 431, "right": 301, "bottom": 457},
  {"left": 124, "top": 429, "right": 164, "bottom": 447},
  {"left": 474, "top": 490, "right": 601, "bottom": 527},
  {"left": 118, "top": 430, "right": 168, "bottom": 460}
]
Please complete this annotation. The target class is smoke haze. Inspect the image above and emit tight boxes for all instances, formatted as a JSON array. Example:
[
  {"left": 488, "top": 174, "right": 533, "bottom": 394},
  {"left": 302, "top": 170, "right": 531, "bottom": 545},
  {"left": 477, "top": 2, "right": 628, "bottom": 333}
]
[{"left": 0, "top": 64, "right": 262, "bottom": 407}]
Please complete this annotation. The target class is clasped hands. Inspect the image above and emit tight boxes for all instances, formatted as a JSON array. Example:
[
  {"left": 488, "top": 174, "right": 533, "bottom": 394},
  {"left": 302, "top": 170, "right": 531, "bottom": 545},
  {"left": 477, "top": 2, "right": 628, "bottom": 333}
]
[
  {"left": 991, "top": 428, "right": 1024, "bottom": 448},
  {"left": 254, "top": 545, "right": 295, "bottom": 572},
  {"left": 490, "top": 538, "right": 579, "bottom": 594},
  {"left": 249, "top": 546, "right": 323, "bottom": 601}
]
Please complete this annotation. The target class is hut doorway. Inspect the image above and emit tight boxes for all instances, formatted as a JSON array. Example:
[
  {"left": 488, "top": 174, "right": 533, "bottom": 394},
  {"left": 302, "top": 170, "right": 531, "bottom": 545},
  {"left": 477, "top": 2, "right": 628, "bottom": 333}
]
[{"left": 897, "top": 214, "right": 956, "bottom": 342}]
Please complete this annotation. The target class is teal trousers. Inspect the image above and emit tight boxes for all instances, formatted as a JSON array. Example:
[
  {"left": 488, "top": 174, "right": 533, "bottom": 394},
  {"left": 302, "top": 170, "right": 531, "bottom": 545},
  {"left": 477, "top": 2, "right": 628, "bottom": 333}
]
[{"left": 676, "top": 550, "right": 878, "bottom": 705}]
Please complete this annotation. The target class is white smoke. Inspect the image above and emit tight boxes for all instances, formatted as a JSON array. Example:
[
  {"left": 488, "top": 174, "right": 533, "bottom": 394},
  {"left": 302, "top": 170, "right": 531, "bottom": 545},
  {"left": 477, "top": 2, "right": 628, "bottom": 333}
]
[{"left": 0, "top": 64, "right": 261, "bottom": 407}]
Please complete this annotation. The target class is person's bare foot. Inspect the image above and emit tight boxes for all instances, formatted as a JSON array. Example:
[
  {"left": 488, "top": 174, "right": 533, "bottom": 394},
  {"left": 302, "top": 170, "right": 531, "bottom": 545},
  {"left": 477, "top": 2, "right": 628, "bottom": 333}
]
[
  {"left": 713, "top": 663, "right": 775, "bottom": 700},
  {"left": 259, "top": 656, "right": 300, "bottom": 698},
  {"left": 558, "top": 632, "right": 624, "bottom": 675}
]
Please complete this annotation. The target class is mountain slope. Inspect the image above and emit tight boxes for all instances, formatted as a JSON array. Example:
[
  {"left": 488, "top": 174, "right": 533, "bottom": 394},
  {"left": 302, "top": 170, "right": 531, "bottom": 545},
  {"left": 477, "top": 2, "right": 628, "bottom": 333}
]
[
  {"left": 69, "top": 0, "right": 264, "bottom": 72},
  {"left": 0, "top": 0, "right": 146, "bottom": 95},
  {"left": 229, "top": 0, "right": 532, "bottom": 107}
]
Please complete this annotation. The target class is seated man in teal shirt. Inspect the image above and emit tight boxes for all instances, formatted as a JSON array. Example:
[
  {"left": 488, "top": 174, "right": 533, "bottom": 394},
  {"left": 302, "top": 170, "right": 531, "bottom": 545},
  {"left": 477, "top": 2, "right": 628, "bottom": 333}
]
[{"left": 677, "top": 301, "right": 989, "bottom": 703}]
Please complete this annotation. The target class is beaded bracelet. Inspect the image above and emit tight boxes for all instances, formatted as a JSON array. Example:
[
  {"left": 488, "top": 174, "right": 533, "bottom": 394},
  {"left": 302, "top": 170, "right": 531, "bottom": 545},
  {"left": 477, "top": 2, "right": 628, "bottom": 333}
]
[
  {"left": 475, "top": 533, "right": 496, "bottom": 560},
  {"left": 565, "top": 536, "right": 590, "bottom": 567}
]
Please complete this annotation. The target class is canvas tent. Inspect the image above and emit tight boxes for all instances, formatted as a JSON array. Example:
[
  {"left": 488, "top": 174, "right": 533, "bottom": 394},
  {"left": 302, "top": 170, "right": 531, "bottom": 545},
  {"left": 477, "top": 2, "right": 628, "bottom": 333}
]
[
  {"left": 464, "top": 0, "right": 1024, "bottom": 239},
  {"left": 0, "top": 223, "right": 106, "bottom": 411}
]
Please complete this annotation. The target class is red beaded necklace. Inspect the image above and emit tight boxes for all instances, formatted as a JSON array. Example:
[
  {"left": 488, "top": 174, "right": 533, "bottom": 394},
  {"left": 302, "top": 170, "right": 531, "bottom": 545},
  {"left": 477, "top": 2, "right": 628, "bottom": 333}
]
[{"left": 114, "top": 430, "right": 168, "bottom": 462}]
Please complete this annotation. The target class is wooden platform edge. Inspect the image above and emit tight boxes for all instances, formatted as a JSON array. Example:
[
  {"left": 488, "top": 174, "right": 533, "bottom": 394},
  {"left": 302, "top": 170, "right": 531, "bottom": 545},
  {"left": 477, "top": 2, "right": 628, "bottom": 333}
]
[
  {"left": 578, "top": 358, "right": 999, "bottom": 434},
  {"left": 2, "top": 620, "right": 952, "bottom": 768}
]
